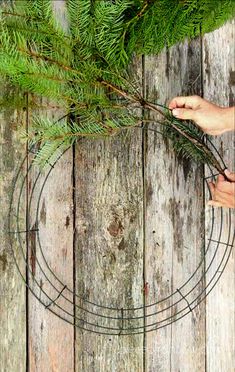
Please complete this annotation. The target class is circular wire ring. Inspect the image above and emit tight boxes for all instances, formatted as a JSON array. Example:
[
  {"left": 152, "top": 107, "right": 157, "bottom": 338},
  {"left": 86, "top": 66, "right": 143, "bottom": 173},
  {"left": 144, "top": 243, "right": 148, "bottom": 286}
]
[{"left": 8, "top": 128, "right": 234, "bottom": 335}]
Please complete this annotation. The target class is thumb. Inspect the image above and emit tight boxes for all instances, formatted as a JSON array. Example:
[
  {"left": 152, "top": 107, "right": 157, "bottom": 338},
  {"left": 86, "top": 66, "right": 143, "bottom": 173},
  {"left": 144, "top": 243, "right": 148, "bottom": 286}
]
[
  {"left": 207, "top": 200, "right": 223, "bottom": 208},
  {"left": 224, "top": 169, "right": 235, "bottom": 182},
  {"left": 172, "top": 108, "right": 196, "bottom": 120}
]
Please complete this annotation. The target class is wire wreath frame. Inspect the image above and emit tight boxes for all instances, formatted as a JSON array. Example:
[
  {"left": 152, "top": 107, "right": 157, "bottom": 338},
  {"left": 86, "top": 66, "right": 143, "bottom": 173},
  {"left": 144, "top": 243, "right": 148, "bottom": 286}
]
[{"left": 8, "top": 118, "right": 235, "bottom": 336}]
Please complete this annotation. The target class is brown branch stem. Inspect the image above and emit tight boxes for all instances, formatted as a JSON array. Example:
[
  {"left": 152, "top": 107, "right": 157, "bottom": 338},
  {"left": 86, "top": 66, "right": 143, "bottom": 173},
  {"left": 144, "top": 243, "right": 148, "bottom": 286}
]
[
  {"left": 136, "top": 0, "right": 153, "bottom": 18},
  {"left": 18, "top": 48, "right": 79, "bottom": 74},
  {"left": 17, "top": 48, "right": 225, "bottom": 176},
  {"left": 2, "top": 11, "right": 38, "bottom": 20},
  {"left": 143, "top": 101, "right": 226, "bottom": 176}
]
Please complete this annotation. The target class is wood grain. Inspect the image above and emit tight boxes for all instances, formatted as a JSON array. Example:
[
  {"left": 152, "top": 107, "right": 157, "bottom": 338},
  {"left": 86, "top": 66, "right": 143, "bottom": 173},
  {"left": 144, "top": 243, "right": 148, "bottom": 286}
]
[
  {"left": 27, "top": 128, "right": 74, "bottom": 372},
  {"left": 0, "top": 87, "right": 26, "bottom": 371},
  {"left": 27, "top": 2, "right": 74, "bottom": 371},
  {"left": 0, "top": 2, "right": 234, "bottom": 370},
  {"left": 74, "top": 60, "right": 144, "bottom": 371},
  {"left": 144, "top": 37, "right": 206, "bottom": 371},
  {"left": 203, "top": 20, "right": 235, "bottom": 372}
]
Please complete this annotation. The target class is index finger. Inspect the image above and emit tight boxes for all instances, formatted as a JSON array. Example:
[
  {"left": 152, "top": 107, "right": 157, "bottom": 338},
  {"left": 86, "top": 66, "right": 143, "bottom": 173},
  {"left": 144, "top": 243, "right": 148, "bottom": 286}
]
[
  {"left": 216, "top": 174, "right": 225, "bottom": 184},
  {"left": 168, "top": 96, "right": 200, "bottom": 110}
]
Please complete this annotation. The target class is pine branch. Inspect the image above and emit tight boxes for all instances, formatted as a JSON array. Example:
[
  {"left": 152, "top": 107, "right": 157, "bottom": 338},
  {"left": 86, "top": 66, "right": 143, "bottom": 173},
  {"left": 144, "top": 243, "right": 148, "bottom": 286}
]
[
  {"left": 18, "top": 47, "right": 79, "bottom": 74},
  {"left": 7, "top": 45, "right": 227, "bottom": 176},
  {"left": 160, "top": 117, "right": 227, "bottom": 176},
  {"left": 1, "top": 0, "right": 233, "bottom": 175},
  {"left": 136, "top": 1, "right": 153, "bottom": 19},
  {"left": 2, "top": 11, "right": 39, "bottom": 20},
  {"left": 97, "top": 79, "right": 226, "bottom": 176},
  {"left": 122, "top": 0, "right": 155, "bottom": 34}
]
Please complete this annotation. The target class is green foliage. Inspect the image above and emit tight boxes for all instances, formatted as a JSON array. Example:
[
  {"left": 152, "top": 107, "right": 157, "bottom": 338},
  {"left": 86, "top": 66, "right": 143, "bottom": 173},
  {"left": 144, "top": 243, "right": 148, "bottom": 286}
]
[
  {"left": 21, "top": 109, "right": 141, "bottom": 167},
  {"left": 161, "top": 114, "right": 208, "bottom": 164},
  {"left": 0, "top": 0, "right": 234, "bottom": 168}
]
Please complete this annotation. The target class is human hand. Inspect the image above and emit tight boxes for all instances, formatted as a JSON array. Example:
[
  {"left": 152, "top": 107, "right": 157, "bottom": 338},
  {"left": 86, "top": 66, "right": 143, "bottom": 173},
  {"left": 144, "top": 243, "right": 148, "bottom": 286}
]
[
  {"left": 168, "top": 95, "right": 234, "bottom": 135},
  {"left": 207, "top": 169, "right": 235, "bottom": 209}
]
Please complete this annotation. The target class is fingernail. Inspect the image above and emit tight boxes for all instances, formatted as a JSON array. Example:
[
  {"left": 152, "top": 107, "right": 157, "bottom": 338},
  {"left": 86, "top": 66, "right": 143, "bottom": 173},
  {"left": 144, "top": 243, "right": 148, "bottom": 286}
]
[
  {"left": 225, "top": 169, "right": 231, "bottom": 175},
  {"left": 172, "top": 108, "right": 180, "bottom": 117}
]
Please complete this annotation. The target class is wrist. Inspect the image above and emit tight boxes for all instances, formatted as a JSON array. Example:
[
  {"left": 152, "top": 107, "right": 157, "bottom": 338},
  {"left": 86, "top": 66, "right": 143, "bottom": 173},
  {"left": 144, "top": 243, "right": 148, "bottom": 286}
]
[{"left": 220, "top": 107, "right": 235, "bottom": 132}]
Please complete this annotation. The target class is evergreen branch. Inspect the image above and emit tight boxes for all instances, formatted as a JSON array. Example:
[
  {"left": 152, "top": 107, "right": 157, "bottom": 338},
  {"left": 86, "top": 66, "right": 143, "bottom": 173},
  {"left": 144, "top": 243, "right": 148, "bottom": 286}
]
[
  {"left": 8, "top": 40, "right": 228, "bottom": 175},
  {"left": 3, "top": 39, "right": 227, "bottom": 175},
  {"left": 26, "top": 116, "right": 143, "bottom": 144},
  {"left": 2, "top": 11, "right": 39, "bottom": 20},
  {"left": 98, "top": 79, "right": 226, "bottom": 176},
  {"left": 121, "top": 0, "right": 155, "bottom": 45},
  {"left": 22, "top": 71, "right": 69, "bottom": 83},
  {"left": 9, "top": 48, "right": 224, "bottom": 176},
  {"left": 27, "top": 129, "right": 109, "bottom": 141},
  {"left": 136, "top": 1, "right": 152, "bottom": 19},
  {"left": 5, "top": 23, "right": 71, "bottom": 43},
  {"left": 17, "top": 47, "right": 79, "bottom": 74},
  {"left": 160, "top": 118, "right": 227, "bottom": 176},
  {"left": 130, "top": 0, "right": 155, "bottom": 22},
  {"left": 1, "top": 0, "right": 233, "bottom": 174},
  {"left": 143, "top": 103, "right": 227, "bottom": 177}
]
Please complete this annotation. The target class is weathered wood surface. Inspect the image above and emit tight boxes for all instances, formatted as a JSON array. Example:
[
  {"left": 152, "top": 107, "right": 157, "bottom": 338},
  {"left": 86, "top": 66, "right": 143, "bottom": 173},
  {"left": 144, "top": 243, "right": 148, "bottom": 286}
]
[
  {"left": 144, "top": 36, "right": 206, "bottom": 372},
  {"left": 0, "top": 90, "right": 26, "bottom": 371},
  {"left": 27, "top": 2, "right": 75, "bottom": 371},
  {"left": 74, "top": 59, "right": 144, "bottom": 371},
  {"left": 203, "top": 20, "right": 235, "bottom": 372},
  {"left": 0, "top": 6, "right": 234, "bottom": 372},
  {"left": 27, "top": 118, "right": 74, "bottom": 371}
]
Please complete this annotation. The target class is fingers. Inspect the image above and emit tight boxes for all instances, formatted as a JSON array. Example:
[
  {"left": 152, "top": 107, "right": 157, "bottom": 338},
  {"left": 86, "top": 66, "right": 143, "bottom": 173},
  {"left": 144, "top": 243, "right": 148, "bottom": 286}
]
[
  {"left": 216, "top": 180, "right": 235, "bottom": 194},
  {"left": 168, "top": 95, "right": 201, "bottom": 110},
  {"left": 224, "top": 169, "right": 235, "bottom": 182},
  {"left": 207, "top": 198, "right": 235, "bottom": 209},
  {"left": 207, "top": 200, "right": 224, "bottom": 207},
  {"left": 208, "top": 180, "right": 235, "bottom": 209},
  {"left": 169, "top": 97, "right": 188, "bottom": 109},
  {"left": 208, "top": 181, "right": 231, "bottom": 198},
  {"left": 172, "top": 108, "right": 197, "bottom": 121},
  {"left": 216, "top": 174, "right": 225, "bottom": 183},
  {"left": 168, "top": 95, "right": 202, "bottom": 120},
  {"left": 207, "top": 189, "right": 230, "bottom": 207},
  {"left": 208, "top": 181, "right": 215, "bottom": 197}
]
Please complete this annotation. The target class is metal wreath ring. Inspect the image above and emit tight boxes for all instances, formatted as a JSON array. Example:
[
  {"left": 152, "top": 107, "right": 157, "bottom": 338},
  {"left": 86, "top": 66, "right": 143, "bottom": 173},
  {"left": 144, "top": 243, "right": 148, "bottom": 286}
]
[{"left": 8, "top": 127, "right": 234, "bottom": 336}]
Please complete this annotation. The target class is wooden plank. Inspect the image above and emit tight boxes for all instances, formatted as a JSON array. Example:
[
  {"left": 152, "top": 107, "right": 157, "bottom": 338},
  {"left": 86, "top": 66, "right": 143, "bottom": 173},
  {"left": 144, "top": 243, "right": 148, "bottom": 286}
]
[
  {"left": 74, "top": 60, "right": 144, "bottom": 371},
  {"left": 27, "top": 125, "right": 74, "bottom": 371},
  {"left": 27, "top": 2, "right": 74, "bottom": 371},
  {"left": 0, "top": 85, "right": 26, "bottom": 371},
  {"left": 144, "top": 37, "right": 206, "bottom": 371},
  {"left": 203, "top": 20, "right": 235, "bottom": 372}
]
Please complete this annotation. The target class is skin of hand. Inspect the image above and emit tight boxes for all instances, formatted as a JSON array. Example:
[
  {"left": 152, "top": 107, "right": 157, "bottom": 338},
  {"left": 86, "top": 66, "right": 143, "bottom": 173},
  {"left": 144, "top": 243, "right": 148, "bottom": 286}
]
[
  {"left": 169, "top": 95, "right": 235, "bottom": 208},
  {"left": 168, "top": 95, "right": 235, "bottom": 135},
  {"left": 207, "top": 169, "right": 235, "bottom": 209}
]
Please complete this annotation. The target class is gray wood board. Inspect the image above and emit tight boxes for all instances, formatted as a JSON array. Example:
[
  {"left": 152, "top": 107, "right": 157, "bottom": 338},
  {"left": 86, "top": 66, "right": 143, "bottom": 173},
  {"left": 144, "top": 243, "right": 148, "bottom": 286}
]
[
  {"left": 144, "top": 36, "right": 206, "bottom": 371},
  {"left": 74, "top": 58, "right": 144, "bottom": 371},
  {"left": 0, "top": 92, "right": 26, "bottom": 371},
  {"left": 0, "top": 7, "right": 234, "bottom": 371},
  {"left": 203, "top": 20, "right": 235, "bottom": 372}
]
